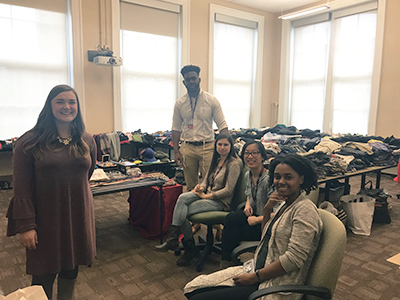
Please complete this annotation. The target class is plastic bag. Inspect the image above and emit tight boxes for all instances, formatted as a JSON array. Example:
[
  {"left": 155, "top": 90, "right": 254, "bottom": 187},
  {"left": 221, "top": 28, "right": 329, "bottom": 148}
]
[
  {"left": 319, "top": 201, "right": 347, "bottom": 226},
  {"left": 340, "top": 194, "right": 375, "bottom": 236},
  {"left": 0, "top": 286, "right": 48, "bottom": 300}
]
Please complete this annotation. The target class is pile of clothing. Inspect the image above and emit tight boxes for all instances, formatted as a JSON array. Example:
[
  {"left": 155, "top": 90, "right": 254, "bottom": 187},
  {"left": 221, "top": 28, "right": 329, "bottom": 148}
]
[{"left": 231, "top": 125, "right": 400, "bottom": 180}]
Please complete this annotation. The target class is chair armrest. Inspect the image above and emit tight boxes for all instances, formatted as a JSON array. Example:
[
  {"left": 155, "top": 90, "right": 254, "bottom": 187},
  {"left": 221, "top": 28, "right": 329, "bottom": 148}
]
[
  {"left": 248, "top": 285, "right": 331, "bottom": 300},
  {"left": 231, "top": 241, "right": 259, "bottom": 265}
]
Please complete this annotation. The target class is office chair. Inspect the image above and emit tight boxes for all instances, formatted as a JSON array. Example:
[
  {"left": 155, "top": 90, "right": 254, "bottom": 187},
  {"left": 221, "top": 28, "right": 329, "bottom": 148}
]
[
  {"left": 248, "top": 209, "right": 347, "bottom": 300},
  {"left": 188, "top": 161, "right": 249, "bottom": 271}
]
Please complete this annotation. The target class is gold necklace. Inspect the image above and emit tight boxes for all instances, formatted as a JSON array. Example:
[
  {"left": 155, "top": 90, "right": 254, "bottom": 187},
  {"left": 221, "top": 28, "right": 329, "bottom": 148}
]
[{"left": 57, "top": 136, "right": 72, "bottom": 145}]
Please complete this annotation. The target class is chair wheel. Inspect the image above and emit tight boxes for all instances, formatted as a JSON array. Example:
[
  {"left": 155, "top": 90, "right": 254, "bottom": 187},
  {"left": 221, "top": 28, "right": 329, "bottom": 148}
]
[{"left": 174, "top": 249, "right": 181, "bottom": 256}]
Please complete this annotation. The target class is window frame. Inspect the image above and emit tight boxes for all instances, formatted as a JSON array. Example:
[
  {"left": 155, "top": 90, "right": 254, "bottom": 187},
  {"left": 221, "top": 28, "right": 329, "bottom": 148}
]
[
  {"left": 0, "top": 0, "right": 84, "bottom": 138},
  {"left": 208, "top": 4, "right": 264, "bottom": 129},
  {"left": 111, "top": 0, "right": 189, "bottom": 131},
  {"left": 278, "top": 0, "right": 386, "bottom": 135}
]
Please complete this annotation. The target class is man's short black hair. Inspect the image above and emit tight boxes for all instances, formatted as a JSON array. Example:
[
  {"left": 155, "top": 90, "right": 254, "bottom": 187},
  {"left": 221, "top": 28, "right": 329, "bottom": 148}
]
[{"left": 181, "top": 65, "right": 201, "bottom": 77}]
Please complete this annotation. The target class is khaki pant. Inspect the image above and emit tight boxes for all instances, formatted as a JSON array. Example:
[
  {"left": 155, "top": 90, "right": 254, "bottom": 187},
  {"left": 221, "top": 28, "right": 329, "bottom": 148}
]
[{"left": 180, "top": 142, "right": 214, "bottom": 191}]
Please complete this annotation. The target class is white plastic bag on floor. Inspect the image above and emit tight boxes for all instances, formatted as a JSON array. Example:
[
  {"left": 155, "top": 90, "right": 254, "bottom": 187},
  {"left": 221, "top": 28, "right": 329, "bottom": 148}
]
[
  {"left": 0, "top": 286, "right": 48, "bottom": 300},
  {"left": 340, "top": 194, "right": 375, "bottom": 236}
]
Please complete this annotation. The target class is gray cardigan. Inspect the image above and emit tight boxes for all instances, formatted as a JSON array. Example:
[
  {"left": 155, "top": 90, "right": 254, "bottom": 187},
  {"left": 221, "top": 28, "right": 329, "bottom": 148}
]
[
  {"left": 244, "top": 170, "right": 273, "bottom": 216},
  {"left": 200, "top": 157, "right": 241, "bottom": 211},
  {"left": 255, "top": 193, "right": 323, "bottom": 300}
]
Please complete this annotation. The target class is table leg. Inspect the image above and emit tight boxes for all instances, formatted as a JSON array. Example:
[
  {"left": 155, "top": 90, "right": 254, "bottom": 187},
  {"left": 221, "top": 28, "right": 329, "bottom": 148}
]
[
  {"left": 325, "top": 182, "right": 330, "bottom": 201},
  {"left": 159, "top": 186, "right": 164, "bottom": 244},
  {"left": 344, "top": 177, "right": 350, "bottom": 195},
  {"left": 376, "top": 170, "right": 382, "bottom": 189},
  {"left": 361, "top": 174, "right": 366, "bottom": 189}
]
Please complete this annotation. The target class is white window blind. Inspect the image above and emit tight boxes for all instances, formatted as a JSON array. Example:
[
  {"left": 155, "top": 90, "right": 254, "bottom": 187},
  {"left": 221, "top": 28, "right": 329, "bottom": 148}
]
[
  {"left": 289, "top": 3, "right": 378, "bottom": 135},
  {"left": 290, "top": 21, "right": 330, "bottom": 131},
  {"left": 330, "top": 11, "right": 377, "bottom": 134},
  {"left": 213, "top": 14, "right": 256, "bottom": 129},
  {"left": 0, "top": 1, "right": 69, "bottom": 140},
  {"left": 120, "top": 1, "right": 179, "bottom": 133}
]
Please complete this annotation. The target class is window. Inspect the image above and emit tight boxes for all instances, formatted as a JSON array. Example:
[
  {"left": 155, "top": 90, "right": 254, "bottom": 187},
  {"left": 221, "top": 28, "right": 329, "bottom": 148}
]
[
  {"left": 290, "top": 21, "right": 330, "bottom": 131},
  {"left": 285, "top": 1, "right": 381, "bottom": 135},
  {"left": 0, "top": 1, "right": 70, "bottom": 140},
  {"left": 119, "top": 0, "right": 181, "bottom": 133},
  {"left": 330, "top": 11, "right": 377, "bottom": 134},
  {"left": 209, "top": 5, "right": 264, "bottom": 130}
]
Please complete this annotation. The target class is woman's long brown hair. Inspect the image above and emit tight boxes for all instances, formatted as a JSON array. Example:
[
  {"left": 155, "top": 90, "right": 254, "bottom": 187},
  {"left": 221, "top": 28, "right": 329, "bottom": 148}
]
[{"left": 22, "top": 84, "right": 89, "bottom": 159}]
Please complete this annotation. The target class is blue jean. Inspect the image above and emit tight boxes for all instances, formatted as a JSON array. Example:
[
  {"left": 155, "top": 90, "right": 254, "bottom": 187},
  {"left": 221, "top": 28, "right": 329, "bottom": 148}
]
[{"left": 172, "top": 191, "right": 224, "bottom": 239}]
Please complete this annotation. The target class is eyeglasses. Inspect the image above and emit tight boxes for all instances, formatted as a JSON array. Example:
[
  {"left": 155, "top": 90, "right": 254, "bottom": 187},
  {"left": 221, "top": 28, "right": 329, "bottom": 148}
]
[{"left": 243, "top": 151, "right": 260, "bottom": 157}]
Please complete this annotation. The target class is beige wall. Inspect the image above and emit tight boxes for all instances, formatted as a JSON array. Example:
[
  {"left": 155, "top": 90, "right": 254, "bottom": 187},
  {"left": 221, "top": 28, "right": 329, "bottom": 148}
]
[
  {"left": 81, "top": 0, "right": 280, "bottom": 134},
  {"left": 188, "top": 0, "right": 281, "bottom": 128},
  {"left": 80, "top": 0, "right": 399, "bottom": 137},
  {"left": 81, "top": 0, "right": 114, "bottom": 134},
  {"left": 375, "top": 0, "right": 400, "bottom": 137}
]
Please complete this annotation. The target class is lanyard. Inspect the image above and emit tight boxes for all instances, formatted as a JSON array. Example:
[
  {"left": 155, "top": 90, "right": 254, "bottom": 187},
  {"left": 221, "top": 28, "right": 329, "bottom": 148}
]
[
  {"left": 190, "top": 95, "right": 198, "bottom": 120},
  {"left": 250, "top": 168, "right": 265, "bottom": 206},
  {"left": 210, "top": 159, "right": 225, "bottom": 189}
]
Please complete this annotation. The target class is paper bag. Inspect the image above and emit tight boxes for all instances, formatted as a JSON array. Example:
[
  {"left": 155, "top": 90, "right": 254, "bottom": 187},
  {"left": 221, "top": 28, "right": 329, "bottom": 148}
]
[
  {"left": 0, "top": 286, "right": 48, "bottom": 300},
  {"left": 340, "top": 194, "right": 375, "bottom": 236}
]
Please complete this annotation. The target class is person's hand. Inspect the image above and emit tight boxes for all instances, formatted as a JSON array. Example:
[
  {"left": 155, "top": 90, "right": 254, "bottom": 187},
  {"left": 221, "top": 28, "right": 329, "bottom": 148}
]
[
  {"left": 174, "top": 151, "right": 183, "bottom": 167},
  {"left": 193, "top": 184, "right": 203, "bottom": 193},
  {"left": 192, "top": 190, "right": 206, "bottom": 198},
  {"left": 19, "top": 230, "right": 38, "bottom": 250},
  {"left": 244, "top": 202, "right": 253, "bottom": 217},
  {"left": 264, "top": 192, "right": 286, "bottom": 212},
  {"left": 233, "top": 273, "right": 258, "bottom": 286},
  {"left": 247, "top": 216, "right": 259, "bottom": 226}
]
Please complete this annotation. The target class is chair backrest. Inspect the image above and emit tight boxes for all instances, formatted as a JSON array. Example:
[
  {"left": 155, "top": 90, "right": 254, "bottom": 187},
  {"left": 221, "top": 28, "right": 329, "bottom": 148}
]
[
  {"left": 230, "top": 159, "right": 249, "bottom": 210},
  {"left": 306, "top": 209, "right": 347, "bottom": 300},
  {"left": 303, "top": 186, "right": 320, "bottom": 206}
]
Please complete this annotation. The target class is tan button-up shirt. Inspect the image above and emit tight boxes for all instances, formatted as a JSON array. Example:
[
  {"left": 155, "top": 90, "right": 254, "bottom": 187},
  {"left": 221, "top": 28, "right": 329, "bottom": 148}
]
[{"left": 172, "top": 89, "right": 228, "bottom": 142}]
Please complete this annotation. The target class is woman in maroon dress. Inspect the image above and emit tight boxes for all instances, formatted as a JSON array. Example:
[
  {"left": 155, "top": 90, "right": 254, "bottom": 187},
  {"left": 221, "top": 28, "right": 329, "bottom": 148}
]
[{"left": 6, "top": 85, "right": 97, "bottom": 300}]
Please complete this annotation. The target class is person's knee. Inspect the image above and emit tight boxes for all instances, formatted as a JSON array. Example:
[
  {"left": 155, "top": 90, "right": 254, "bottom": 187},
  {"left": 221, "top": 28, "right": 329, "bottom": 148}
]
[
  {"left": 58, "top": 267, "right": 79, "bottom": 280},
  {"left": 176, "top": 193, "right": 191, "bottom": 209},
  {"left": 224, "top": 213, "right": 235, "bottom": 224},
  {"left": 225, "top": 211, "right": 240, "bottom": 225}
]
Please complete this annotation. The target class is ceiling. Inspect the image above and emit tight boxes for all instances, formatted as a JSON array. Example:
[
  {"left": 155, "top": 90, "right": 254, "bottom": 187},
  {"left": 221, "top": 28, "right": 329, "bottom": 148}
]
[{"left": 224, "top": 0, "right": 322, "bottom": 14}]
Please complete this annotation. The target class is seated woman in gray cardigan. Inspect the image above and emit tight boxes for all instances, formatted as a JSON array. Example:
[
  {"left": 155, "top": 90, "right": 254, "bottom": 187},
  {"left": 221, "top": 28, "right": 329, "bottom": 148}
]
[
  {"left": 220, "top": 140, "right": 273, "bottom": 269},
  {"left": 184, "top": 154, "right": 323, "bottom": 300},
  {"left": 155, "top": 134, "right": 241, "bottom": 267}
]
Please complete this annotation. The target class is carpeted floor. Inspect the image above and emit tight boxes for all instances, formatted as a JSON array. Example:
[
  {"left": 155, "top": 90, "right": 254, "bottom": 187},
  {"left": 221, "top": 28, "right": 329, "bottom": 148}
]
[{"left": 1, "top": 173, "right": 400, "bottom": 299}]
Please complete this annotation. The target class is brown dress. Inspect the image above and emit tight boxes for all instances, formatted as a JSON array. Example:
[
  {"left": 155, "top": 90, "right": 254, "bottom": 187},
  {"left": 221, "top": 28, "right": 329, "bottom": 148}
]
[{"left": 6, "top": 131, "right": 97, "bottom": 275}]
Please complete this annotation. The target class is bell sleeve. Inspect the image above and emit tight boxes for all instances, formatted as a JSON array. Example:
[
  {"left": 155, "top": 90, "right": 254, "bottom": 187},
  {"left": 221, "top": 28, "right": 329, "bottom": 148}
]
[{"left": 6, "top": 136, "right": 37, "bottom": 236}]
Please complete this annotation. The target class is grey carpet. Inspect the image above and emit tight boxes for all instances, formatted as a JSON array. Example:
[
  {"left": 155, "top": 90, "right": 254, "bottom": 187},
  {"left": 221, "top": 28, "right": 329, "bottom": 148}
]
[{"left": 1, "top": 174, "right": 400, "bottom": 299}]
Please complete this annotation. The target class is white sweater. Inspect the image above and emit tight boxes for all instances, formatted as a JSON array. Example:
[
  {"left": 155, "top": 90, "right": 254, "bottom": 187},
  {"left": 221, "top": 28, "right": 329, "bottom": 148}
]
[{"left": 256, "top": 193, "right": 323, "bottom": 300}]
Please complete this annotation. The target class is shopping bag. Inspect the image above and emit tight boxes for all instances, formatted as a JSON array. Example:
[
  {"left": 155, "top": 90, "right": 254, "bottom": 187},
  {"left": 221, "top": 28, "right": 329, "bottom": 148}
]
[
  {"left": 357, "top": 180, "right": 391, "bottom": 224},
  {"left": 0, "top": 286, "right": 48, "bottom": 300},
  {"left": 340, "top": 194, "right": 375, "bottom": 236}
]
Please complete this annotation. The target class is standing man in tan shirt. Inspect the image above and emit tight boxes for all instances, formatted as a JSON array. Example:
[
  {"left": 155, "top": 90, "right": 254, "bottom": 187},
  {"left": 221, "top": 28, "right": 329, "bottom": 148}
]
[{"left": 172, "top": 65, "right": 229, "bottom": 192}]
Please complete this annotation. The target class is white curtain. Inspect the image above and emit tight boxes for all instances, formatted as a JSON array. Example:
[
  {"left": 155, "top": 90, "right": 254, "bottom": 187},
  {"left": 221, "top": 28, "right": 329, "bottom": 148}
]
[
  {"left": 121, "top": 31, "right": 178, "bottom": 133},
  {"left": 120, "top": 1, "right": 179, "bottom": 134},
  {"left": 213, "top": 22, "right": 255, "bottom": 130},
  {"left": 331, "top": 12, "right": 377, "bottom": 134},
  {"left": 290, "top": 22, "right": 329, "bottom": 131},
  {"left": 0, "top": 3, "right": 68, "bottom": 140},
  {"left": 289, "top": 9, "right": 377, "bottom": 135}
]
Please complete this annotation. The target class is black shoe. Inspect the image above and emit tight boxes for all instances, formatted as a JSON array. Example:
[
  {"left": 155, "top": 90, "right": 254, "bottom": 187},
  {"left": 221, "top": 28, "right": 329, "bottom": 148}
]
[
  {"left": 154, "top": 225, "right": 180, "bottom": 252},
  {"left": 176, "top": 237, "right": 200, "bottom": 266}
]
